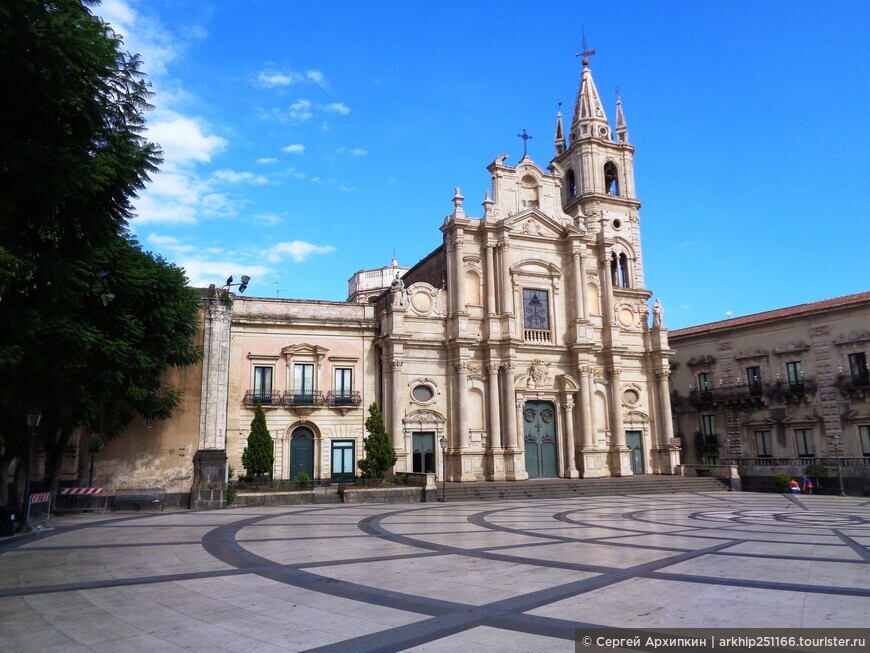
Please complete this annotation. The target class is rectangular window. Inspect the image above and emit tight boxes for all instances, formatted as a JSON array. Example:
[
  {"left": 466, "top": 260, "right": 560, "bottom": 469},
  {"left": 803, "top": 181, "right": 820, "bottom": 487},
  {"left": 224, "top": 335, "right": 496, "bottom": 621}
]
[
  {"left": 522, "top": 288, "right": 550, "bottom": 331},
  {"left": 701, "top": 414, "right": 717, "bottom": 446},
  {"left": 697, "top": 372, "right": 712, "bottom": 393},
  {"left": 795, "top": 429, "right": 814, "bottom": 457},
  {"left": 755, "top": 430, "right": 772, "bottom": 458},
  {"left": 848, "top": 352, "right": 869, "bottom": 385},
  {"left": 331, "top": 440, "right": 355, "bottom": 479},
  {"left": 860, "top": 425, "right": 870, "bottom": 457},
  {"left": 293, "top": 363, "right": 315, "bottom": 404},
  {"left": 253, "top": 366, "right": 273, "bottom": 404},
  {"left": 702, "top": 414, "right": 716, "bottom": 435},
  {"left": 746, "top": 366, "right": 762, "bottom": 394},
  {"left": 333, "top": 368, "right": 354, "bottom": 405},
  {"left": 786, "top": 361, "right": 803, "bottom": 388}
]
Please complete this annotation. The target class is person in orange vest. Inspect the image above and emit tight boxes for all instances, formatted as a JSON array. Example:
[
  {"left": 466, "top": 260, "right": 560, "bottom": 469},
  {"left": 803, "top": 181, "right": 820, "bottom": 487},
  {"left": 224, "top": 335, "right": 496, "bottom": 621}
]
[{"left": 790, "top": 479, "right": 801, "bottom": 494}]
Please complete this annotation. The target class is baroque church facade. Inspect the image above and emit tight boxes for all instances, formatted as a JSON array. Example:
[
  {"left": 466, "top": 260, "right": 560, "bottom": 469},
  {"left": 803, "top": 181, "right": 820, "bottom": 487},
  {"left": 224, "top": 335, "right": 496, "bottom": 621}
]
[{"left": 84, "top": 59, "right": 679, "bottom": 501}]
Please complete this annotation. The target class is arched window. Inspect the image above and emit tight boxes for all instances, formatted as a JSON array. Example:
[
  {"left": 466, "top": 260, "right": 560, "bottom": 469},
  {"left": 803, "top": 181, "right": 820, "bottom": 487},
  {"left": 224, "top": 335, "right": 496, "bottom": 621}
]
[
  {"left": 604, "top": 162, "right": 619, "bottom": 196},
  {"left": 618, "top": 253, "right": 631, "bottom": 288},
  {"left": 611, "top": 252, "right": 631, "bottom": 288},
  {"left": 566, "top": 169, "right": 577, "bottom": 200}
]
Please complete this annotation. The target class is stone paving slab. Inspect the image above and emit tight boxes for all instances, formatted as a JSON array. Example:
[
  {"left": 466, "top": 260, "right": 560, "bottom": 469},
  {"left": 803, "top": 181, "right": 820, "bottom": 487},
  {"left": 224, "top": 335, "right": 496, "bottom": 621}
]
[{"left": 1, "top": 492, "right": 869, "bottom": 652}]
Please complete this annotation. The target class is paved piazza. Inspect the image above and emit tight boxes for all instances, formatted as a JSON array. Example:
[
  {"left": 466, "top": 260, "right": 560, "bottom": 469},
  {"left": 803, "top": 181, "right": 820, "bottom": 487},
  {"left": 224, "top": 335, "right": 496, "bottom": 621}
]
[{"left": 1, "top": 492, "right": 869, "bottom": 652}]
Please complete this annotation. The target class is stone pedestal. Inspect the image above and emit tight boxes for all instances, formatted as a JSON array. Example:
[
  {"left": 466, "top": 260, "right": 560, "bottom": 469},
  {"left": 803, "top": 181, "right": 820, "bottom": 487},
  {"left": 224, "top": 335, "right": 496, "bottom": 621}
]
[
  {"left": 580, "top": 449, "right": 611, "bottom": 478},
  {"left": 190, "top": 449, "right": 227, "bottom": 510},
  {"left": 609, "top": 446, "right": 634, "bottom": 477},
  {"left": 651, "top": 447, "right": 681, "bottom": 474},
  {"left": 503, "top": 449, "right": 529, "bottom": 481}
]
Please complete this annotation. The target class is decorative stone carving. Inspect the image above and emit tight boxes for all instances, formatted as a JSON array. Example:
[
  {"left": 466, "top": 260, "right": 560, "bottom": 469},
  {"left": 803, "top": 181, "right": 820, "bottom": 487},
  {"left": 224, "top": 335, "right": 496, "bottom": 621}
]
[{"left": 527, "top": 359, "right": 550, "bottom": 389}]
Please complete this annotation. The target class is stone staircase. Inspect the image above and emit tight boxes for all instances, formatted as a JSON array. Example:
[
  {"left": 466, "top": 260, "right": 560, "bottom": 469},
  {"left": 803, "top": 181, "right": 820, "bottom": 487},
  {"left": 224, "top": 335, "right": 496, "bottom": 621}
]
[{"left": 442, "top": 475, "right": 729, "bottom": 502}]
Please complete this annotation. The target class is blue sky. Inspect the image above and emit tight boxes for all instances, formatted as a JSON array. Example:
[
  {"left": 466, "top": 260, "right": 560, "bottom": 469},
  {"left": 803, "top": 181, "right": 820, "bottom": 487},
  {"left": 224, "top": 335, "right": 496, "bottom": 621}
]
[{"left": 94, "top": 1, "right": 869, "bottom": 330}]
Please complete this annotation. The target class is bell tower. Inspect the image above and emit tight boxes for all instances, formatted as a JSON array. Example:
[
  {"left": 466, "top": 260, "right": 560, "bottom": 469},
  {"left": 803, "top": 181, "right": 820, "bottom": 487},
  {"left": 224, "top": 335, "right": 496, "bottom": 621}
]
[{"left": 553, "top": 54, "right": 644, "bottom": 291}]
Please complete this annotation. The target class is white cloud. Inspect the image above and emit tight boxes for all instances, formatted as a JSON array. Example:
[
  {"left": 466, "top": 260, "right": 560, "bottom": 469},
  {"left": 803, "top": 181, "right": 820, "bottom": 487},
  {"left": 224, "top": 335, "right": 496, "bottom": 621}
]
[
  {"left": 281, "top": 144, "right": 305, "bottom": 154},
  {"left": 288, "top": 99, "right": 313, "bottom": 122},
  {"left": 337, "top": 147, "right": 368, "bottom": 157},
  {"left": 211, "top": 169, "right": 268, "bottom": 185},
  {"left": 177, "top": 259, "right": 273, "bottom": 289},
  {"left": 253, "top": 213, "right": 283, "bottom": 226},
  {"left": 256, "top": 157, "right": 278, "bottom": 164},
  {"left": 255, "top": 68, "right": 327, "bottom": 88},
  {"left": 146, "top": 233, "right": 194, "bottom": 254},
  {"left": 324, "top": 102, "right": 350, "bottom": 115},
  {"left": 147, "top": 113, "right": 227, "bottom": 169},
  {"left": 266, "top": 241, "right": 335, "bottom": 263}
]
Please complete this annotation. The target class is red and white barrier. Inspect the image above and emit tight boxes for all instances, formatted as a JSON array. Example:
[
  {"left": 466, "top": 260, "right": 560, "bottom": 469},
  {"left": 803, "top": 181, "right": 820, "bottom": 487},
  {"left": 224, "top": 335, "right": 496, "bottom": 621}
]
[{"left": 58, "top": 487, "right": 104, "bottom": 496}]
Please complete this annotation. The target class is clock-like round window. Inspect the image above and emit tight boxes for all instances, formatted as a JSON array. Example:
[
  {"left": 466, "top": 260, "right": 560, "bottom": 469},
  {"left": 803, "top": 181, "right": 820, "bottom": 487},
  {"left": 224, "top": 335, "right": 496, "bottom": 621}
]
[
  {"left": 623, "top": 388, "right": 640, "bottom": 405},
  {"left": 412, "top": 384, "right": 434, "bottom": 403}
]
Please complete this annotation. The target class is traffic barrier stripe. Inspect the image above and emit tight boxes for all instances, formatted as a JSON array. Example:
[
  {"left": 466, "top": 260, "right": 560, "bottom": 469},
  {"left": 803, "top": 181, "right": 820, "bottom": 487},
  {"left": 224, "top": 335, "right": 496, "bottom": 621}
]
[
  {"left": 29, "top": 492, "right": 51, "bottom": 504},
  {"left": 58, "top": 487, "right": 104, "bottom": 496}
]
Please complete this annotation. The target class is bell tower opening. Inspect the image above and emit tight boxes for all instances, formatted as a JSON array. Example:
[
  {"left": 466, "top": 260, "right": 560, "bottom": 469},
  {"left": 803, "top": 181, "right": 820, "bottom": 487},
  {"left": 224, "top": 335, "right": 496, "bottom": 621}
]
[{"left": 604, "top": 161, "right": 619, "bottom": 196}]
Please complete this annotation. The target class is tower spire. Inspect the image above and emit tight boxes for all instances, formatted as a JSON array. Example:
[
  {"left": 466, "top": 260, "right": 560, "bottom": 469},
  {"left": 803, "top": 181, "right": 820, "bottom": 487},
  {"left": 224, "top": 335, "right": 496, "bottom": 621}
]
[
  {"left": 554, "top": 102, "right": 566, "bottom": 155},
  {"left": 571, "top": 37, "right": 611, "bottom": 142},
  {"left": 615, "top": 93, "right": 629, "bottom": 144}
]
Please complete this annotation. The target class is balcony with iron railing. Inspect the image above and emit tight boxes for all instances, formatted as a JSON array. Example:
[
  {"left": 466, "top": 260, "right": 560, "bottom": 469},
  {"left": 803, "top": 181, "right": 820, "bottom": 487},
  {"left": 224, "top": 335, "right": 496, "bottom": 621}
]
[
  {"left": 284, "top": 390, "right": 325, "bottom": 407},
  {"left": 834, "top": 373, "right": 870, "bottom": 399},
  {"left": 765, "top": 377, "right": 817, "bottom": 403},
  {"left": 326, "top": 391, "right": 362, "bottom": 407},
  {"left": 243, "top": 390, "right": 284, "bottom": 407}
]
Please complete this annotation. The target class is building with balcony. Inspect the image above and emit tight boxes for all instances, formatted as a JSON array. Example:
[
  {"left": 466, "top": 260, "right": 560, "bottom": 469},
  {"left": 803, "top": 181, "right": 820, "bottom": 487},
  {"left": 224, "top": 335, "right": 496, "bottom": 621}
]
[{"left": 669, "top": 291, "right": 870, "bottom": 492}]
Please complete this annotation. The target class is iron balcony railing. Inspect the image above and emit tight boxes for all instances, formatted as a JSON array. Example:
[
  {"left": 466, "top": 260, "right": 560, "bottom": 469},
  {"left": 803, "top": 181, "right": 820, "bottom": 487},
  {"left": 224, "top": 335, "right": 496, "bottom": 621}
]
[
  {"left": 284, "top": 390, "right": 324, "bottom": 407},
  {"left": 326, "top": 391, "right": 361, "bottom": 407},
  {"left": 243, "top": 390, "right": 283, "bottom": 406}
]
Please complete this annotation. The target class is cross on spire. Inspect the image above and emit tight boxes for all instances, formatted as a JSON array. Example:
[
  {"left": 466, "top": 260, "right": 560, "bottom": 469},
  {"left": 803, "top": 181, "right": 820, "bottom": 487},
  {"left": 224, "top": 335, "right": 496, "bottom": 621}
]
[{"left": 517, "top": 129, "right": 532, "bottom": 157}]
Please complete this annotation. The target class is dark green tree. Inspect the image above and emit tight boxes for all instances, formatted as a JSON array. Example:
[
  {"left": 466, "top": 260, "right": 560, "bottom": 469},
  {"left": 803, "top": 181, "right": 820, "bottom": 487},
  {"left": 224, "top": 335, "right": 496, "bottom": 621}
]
[
  {"left": 358, "top": 403, "right": 397, "bottom": 479},
  {"left": 0, "top": 1, "right": 201, "bottom": 509},
  {"left": 242, "top": 403, "right": 274, "bottom": 481}
]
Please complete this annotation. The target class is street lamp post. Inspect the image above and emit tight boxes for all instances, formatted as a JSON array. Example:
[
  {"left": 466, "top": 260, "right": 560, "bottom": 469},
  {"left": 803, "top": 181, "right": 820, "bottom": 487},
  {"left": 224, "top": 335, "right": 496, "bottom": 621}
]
[
  {"left": 23, "top": 409, "right": 42, "bottom": 510},
  {"left": 439, "top": 436, "right": 447, "bottom": 502},
  {"left": 833, "top": 434, "right": 846, "bottom": 496},
  {"left": 723, "top": 437, "right": 732, "bottom": 491}
]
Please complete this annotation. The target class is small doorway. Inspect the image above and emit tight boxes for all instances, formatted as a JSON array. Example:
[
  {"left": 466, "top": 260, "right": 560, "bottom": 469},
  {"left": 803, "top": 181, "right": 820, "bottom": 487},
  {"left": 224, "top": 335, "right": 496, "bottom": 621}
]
[
  {"left": 331, "top": 440, "right": 355, "bottom": 481},
  {"left": 412, "top": 432, "right": 435, "bottom": 473},
  {"left": 626, "top": 430, "right": 644, "bottom": 474},
  {"left": 290, "top": 427, "right": 315, "bottom": 480},
  {"left": 523, "top": 401, "right": 558, "bottom": 478}
]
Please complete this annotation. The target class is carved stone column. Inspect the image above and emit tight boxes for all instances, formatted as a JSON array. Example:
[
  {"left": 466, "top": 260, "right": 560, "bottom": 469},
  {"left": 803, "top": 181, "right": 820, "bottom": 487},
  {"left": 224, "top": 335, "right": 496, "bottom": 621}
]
[
  {"left": 499, "top": 242, "right": 513, "bottom": 315},
  {"left": 451, "top": 234, "right": 465, "bottom": 313},
  {"left": 578, "top": 366, "right": 594, "bottom": 449},
  {"left": 389, "top": 359, "right": 404, "bottom": 452},
  {"left": 485, "top": 244, "right": 497, "bottom": 316},
  {"left": 572, "top": 250, "right": 586, "bottom": 322},
  {"left": 502, "top": 361, "right": 518, "bottom": 449},
  {"left": 486, "top": 363, "right": 502, "bottom": 449},
  {"left": 562, "top": 399, "right": 579, "bottom": 478},
  {"left": 599, "top": 251, "right": 616, "bottom": 325},
  {"left": 653, "top": 370, "right": 679, "bottom": 474},
  {"left": 608, "top": 366, "right": 632, "bottom": 476},
  {"left": 454, "top": 360, "right": 469, "bottom": 450}
]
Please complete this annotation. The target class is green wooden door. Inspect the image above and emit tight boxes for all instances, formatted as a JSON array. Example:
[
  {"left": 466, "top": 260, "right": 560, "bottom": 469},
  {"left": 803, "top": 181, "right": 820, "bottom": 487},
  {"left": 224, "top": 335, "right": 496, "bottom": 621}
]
[
  {"left": 523, "top": 401, "right": 558, "bottom": 478},
  {"left": 412, "top": 432, "right": 435, "bottom": 473},
  {"left": 626, "top": 430, "right": 644, "bottom": 474},
  {"left": 290, "top": 427, "right": 314, "bottom": 480}
]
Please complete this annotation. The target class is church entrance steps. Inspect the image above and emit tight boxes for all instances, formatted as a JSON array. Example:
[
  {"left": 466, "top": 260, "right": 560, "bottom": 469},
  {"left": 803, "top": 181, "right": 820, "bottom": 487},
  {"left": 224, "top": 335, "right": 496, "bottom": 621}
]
[{"left": 443, "top": 475, "right": 728, "bottom": 502}]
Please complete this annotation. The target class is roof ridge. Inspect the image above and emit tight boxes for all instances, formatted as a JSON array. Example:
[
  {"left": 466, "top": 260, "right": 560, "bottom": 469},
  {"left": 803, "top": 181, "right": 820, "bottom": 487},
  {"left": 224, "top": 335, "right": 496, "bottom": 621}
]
[{"left": 670, "top": 290, "right": 870, "bottom": 337}]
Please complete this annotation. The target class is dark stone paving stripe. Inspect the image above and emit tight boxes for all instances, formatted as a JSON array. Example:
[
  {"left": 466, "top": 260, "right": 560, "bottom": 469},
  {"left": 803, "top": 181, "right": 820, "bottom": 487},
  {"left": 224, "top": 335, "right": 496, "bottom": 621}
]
[
  {"left": 832, "top": 528, "right": 870, "bottom": 562},
  {"left": 0, "top": 566, "right": 256, "bottom": 598},
  {"left": 644, "top": 571, "right": 870, "bottom": 597}
]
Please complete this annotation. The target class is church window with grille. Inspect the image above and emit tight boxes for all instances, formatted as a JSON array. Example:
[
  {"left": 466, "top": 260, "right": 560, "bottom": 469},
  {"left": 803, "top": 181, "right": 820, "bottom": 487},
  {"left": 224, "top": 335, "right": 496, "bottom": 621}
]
[{"left": 523, "top": 289, "right": 551, "bottom": 343}]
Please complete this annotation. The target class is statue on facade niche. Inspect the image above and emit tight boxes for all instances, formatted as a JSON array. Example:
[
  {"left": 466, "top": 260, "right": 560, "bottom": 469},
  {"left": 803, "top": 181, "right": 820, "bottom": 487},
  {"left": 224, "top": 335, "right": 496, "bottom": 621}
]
[
  {"left": 652, "top": 298, "right": 664, "bottom": 328},
  {"left": 528, "top": 359, "right": 550, "bottom": 389},
  {"left": 390, "top": 271, "right": 404, "bottom": 292}
]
